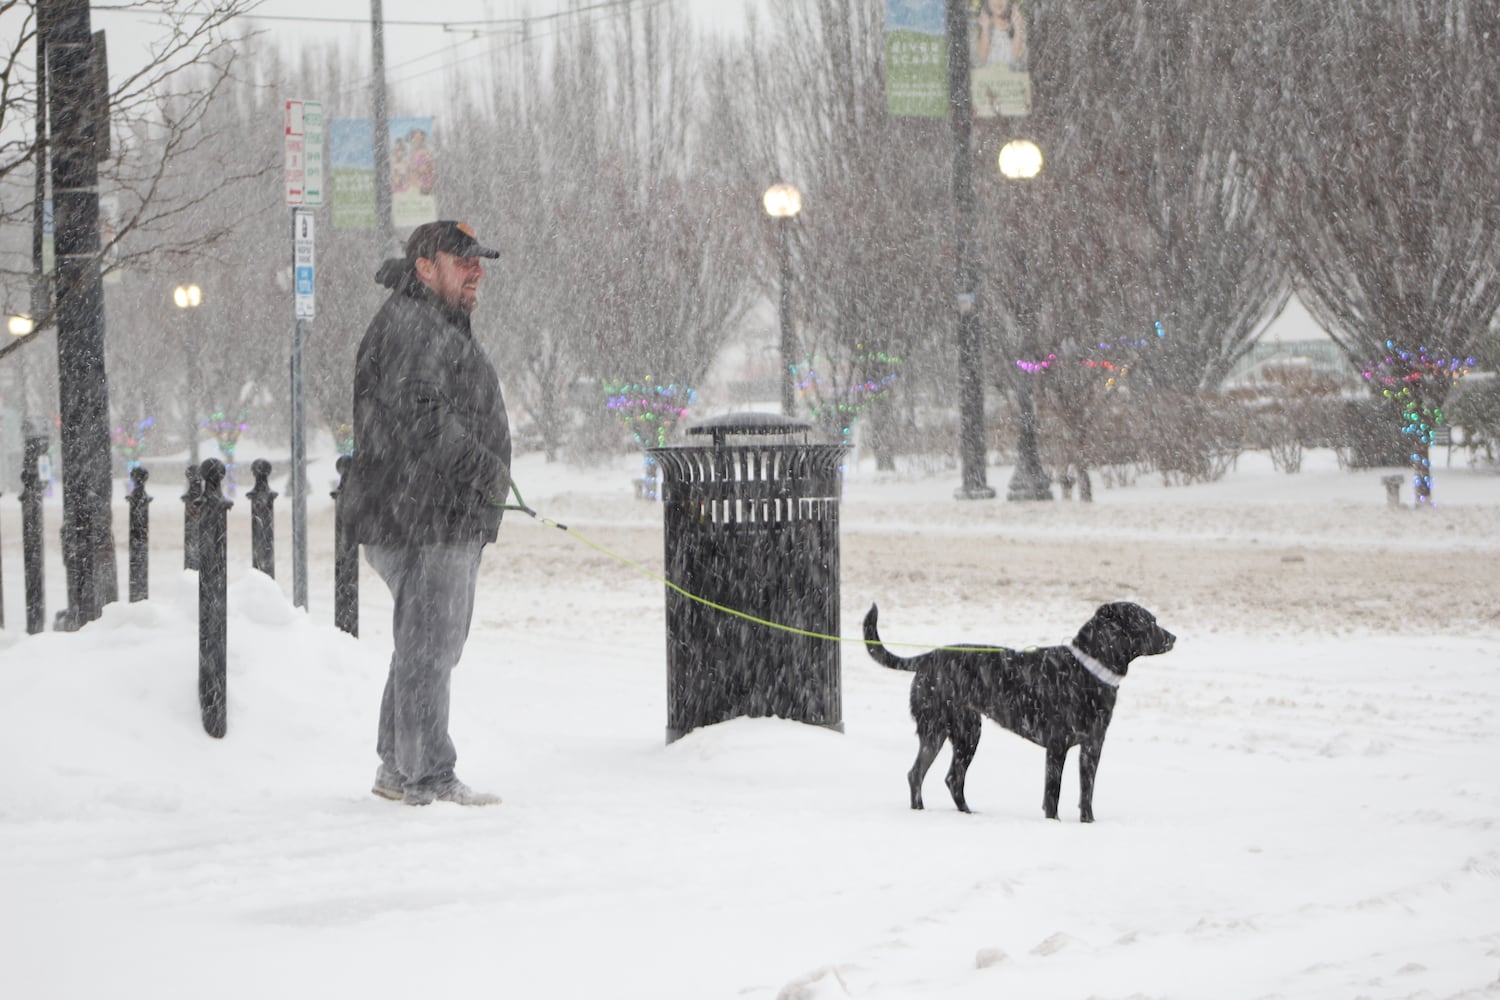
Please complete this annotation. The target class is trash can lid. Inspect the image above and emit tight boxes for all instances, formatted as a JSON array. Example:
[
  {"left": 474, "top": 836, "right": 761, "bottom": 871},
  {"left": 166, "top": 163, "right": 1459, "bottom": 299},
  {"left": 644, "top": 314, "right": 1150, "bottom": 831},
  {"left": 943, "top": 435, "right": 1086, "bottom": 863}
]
[{"left": 686, "top": 411, "right": 814, "bottom": 447}]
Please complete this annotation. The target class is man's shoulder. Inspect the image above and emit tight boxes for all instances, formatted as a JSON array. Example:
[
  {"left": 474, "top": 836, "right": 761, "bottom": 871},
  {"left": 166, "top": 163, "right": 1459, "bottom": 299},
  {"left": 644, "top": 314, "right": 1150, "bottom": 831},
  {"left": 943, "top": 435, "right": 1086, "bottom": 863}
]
[{"left": 365, "top": 290, "right": 444, "bottom": 340}]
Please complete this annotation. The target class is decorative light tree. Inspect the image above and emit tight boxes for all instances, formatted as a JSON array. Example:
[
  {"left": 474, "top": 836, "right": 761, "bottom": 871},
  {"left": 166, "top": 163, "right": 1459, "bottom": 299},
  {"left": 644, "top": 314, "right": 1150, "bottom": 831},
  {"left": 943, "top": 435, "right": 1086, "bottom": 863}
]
[
  {"left": 203, "top": 410, "right": 250, "bottom": 495},
  {"left": 792, "top": 346, "right": 902, "bottom": 446},
  {"left": 603, "top": 380, "right": 697, "bottom": 499},
  {"left": 111, "top": 416, "right": 154, "bottom": 483},
  {"left": 1362, "top": 343, "right": 1474, "bottom": 506},
  {"left": 1019, "top": 323, "right": 1167, "bottom": 500}
]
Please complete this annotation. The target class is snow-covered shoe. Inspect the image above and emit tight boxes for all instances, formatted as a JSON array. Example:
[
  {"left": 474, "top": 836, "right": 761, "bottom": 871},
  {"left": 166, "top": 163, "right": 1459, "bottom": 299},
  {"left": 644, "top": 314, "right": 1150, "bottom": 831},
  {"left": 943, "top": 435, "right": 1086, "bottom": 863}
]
[
  {"left": 371, "top": 764, "right": 405, "bottom": 801},
  {"left": 403, "top": 776, "right": 500, "bottom": 807}
]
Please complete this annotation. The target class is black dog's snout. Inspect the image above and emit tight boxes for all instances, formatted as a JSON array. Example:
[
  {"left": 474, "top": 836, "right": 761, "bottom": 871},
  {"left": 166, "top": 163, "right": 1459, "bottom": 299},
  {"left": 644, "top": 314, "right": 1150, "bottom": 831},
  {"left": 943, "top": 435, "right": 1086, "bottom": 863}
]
[{"left": 1158, "top": 628, "right": 1177, "bottom": 652}]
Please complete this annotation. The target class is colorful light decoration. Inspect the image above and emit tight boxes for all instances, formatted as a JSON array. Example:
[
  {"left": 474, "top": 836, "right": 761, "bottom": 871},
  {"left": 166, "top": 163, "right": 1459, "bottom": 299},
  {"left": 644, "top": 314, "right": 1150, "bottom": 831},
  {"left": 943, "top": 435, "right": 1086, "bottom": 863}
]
[
  {"left": 1016, "top": 354, "right": 1055, "bottom": 374},
  {"left": 204, "top": 411, "right": 250, "bottom": 458},
  {"left": 792, "top": 348, "right": 902, "bottom": 439},
  {"left": 603, "top": 380, "right": 697, "bottom": 450},
  {"left": 1362, "top": 342, "right": 1474, "bottom": 504},
  {"left": 203, "top": 410, "right": 250, "bottom": 494},
  {"left": 111, "top": 416, "right": 154, "bottom": 479},
  {"left": 335, "top": 421, "right": 355, "bottom": 458},
  {"left": 1016, "top": 322, "right": 1167, "bottom": 388}
]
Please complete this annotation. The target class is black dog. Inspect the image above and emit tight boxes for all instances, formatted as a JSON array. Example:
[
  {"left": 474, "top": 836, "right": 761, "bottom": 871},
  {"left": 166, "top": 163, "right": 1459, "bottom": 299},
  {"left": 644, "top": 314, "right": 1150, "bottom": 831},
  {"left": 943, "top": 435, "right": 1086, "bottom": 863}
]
[{"left": 863, "top": 602, "right": 1176, "bottom": 822}]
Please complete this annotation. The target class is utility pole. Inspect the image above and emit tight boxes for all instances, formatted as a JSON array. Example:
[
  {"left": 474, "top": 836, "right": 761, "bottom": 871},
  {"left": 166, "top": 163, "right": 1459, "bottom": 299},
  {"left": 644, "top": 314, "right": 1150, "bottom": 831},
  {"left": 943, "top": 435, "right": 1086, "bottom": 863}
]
[
  {"left": 32, "top": 9, "right": 49, "bottom": 353},
  {"left": 371, "top": 0, "right": 396, "bottom": 253},
  {"left": 47, "top": 0, "right": 118, "bottom": 625},
  {"left": 949, "top": 0, "right": 995, "bottom": 499}
]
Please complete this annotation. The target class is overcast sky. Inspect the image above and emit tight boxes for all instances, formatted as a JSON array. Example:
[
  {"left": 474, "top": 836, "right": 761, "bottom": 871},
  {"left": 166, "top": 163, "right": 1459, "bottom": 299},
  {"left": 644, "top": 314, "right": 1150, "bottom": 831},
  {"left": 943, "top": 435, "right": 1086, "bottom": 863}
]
[
  {"left": 90, "top": 0, "right": 759, "bottom": 86},
  {"left": 69, "top": 0, "right": 1323, "bottom": 340}
]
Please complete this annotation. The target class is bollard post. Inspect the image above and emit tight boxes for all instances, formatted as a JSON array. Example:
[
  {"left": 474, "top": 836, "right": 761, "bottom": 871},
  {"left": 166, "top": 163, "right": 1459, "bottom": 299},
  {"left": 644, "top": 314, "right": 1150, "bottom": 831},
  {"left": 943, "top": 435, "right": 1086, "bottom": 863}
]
[
  {"left": 247, "top": 459, "right": 277, "bottom": 578},
  {"left": 1382, "top": 474, "right": 1403, "bottom": 509},
  {"left": 182, "top": 464, "right": 204, "bottom": 571},
  {"left": 127, "top": 467, "right": 151, "bottom": 602},
  {"left": 331, "top": 454, "right": 358, "bottom": 636},
  {"left": 198, "top": 459, "right": 232, "bottom": 739},
  {"left": 20, "top": 436, "right": 47, "bottom": 634}
]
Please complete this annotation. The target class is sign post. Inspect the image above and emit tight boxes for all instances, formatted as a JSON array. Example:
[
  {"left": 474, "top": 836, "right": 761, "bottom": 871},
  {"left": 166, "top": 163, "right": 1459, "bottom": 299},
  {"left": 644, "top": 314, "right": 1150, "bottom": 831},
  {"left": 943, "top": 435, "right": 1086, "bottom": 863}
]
[{"left": 285, "top": 99, "right": 321, "bottom": 610}]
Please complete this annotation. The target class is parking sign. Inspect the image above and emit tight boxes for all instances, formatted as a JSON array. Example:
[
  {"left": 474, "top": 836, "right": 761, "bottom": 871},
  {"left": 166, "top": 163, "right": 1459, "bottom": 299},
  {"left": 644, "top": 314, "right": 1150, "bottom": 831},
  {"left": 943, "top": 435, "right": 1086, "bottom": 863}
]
[{"left": 294, "top": 209, "right": 315, "bottom": 318}]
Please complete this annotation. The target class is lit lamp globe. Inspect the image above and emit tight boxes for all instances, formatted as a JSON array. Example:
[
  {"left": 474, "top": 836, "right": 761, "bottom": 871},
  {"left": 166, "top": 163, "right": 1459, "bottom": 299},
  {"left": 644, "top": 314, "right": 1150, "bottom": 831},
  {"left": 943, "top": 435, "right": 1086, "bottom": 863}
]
[
  {"left": 762, "top": 183, "right": 802, "bottom": 219},
  {"left": 173, "top": 284, "right": 202, "bottom": 309},
  {"left": 998, "top": 139, "right": 1044, "bottom": 180},
  {"left": 8, "top": 314, "right": 34, "bottom": 337}
]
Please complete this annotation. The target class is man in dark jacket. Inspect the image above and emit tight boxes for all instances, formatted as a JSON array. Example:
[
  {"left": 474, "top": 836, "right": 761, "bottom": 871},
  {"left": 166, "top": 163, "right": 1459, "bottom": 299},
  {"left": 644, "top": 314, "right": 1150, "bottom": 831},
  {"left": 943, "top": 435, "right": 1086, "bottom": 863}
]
[{"left": 346, "top": 220, "right": 511, "bottom": 807}]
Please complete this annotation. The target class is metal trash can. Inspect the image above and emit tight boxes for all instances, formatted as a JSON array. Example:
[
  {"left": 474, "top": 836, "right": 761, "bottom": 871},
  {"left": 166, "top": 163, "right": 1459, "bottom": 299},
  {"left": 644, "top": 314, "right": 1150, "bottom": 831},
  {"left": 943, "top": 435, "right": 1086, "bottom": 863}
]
[{"left": 650, "top": 412, "right": 848, "bottom": 744}]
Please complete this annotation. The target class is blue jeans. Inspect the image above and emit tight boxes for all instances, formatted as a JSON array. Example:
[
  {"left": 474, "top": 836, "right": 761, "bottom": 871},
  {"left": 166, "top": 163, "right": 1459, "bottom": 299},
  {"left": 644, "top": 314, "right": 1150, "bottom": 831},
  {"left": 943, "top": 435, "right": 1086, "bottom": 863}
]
[{"left": 366, "top": 541, "right": 485, "bottom": 789}]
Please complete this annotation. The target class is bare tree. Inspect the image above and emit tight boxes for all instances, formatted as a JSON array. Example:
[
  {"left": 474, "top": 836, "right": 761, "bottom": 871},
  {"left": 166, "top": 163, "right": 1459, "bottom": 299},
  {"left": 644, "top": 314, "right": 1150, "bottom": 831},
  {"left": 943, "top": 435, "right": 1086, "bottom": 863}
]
[
  {"left": 985, "top": 0, "right": 1290, "bottom": 485},
  {"left": 1, "top": 1, "right": 265, "bottom": 329},
  {"left": 444, "top": 2, "right": 757, "bottom": 460},
  {"left": 724, "top": 0, "right": 953, "bottom": 457},
  {"left": 1269, "top": 0, "right": 1500, "bottom": 503}
]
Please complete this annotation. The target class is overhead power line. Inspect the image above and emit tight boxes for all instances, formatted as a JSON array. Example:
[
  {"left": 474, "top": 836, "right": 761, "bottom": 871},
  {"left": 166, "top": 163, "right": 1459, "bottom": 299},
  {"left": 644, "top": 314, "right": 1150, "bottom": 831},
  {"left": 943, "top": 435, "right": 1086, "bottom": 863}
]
[{"left": 90, "top": 0, "right": 659, "bottom": 31}]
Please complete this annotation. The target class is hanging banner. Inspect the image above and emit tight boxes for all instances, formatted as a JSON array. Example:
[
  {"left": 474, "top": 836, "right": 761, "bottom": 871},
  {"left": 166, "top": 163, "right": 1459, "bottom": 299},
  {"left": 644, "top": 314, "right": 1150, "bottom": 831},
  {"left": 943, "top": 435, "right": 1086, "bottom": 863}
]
[
  {"left": 885, "top": 0, "right": 948, "bottom": 118},
  {"left": 971, "top": 0, "right": 1031, "bottom": 118},
  {"left": 884, "top": 0, "right": 1031, "bottom": 118},
  {"left": 329, "top": 116, "right": 438, "bottom": 230}
]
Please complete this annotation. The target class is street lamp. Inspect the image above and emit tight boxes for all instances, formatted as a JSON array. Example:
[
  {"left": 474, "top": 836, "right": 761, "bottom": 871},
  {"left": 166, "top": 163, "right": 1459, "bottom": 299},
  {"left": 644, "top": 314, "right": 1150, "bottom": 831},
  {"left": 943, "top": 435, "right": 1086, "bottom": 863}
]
[
  {"left": 998, "top": 138, "right": 1044, "bottom": 181},
  {"left": 999, "top": 139, "right": 1052, "bottom": 502},
  {"left": 7, "top": 314, "right": 34, "bottom": 337},
  {"left": 763, "top": 182, "right": 802, "bottom": 416},
  {"left": 173, "top": 284, "right": 203, "bottom": 464}
]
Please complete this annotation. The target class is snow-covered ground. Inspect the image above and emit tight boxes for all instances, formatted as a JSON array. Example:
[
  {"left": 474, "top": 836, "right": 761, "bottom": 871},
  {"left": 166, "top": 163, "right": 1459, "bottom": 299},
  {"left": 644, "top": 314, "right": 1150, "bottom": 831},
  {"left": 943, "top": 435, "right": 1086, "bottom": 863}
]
[{"left": 2, "top": 447, "right": 1498, "bottom": 999}]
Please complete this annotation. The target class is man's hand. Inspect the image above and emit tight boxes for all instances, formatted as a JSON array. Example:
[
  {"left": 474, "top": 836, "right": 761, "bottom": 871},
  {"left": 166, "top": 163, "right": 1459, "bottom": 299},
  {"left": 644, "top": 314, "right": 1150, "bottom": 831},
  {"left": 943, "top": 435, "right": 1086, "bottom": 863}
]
[{"left": 482, "top": 473, "right": 512, "bottom": 508}]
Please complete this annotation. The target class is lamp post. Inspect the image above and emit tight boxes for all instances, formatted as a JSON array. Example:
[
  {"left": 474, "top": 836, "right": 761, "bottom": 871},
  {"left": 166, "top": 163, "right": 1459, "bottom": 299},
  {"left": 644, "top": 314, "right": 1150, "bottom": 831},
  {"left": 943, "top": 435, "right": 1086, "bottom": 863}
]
[
  {"left": 999, "top": 139, "right": 1052, "bottom": 502},
  {"left": 947, "top": 0, "right": 995, "bottom": 499},
  {"left": 763, "top": 182, "right": 802, "bottom": 417},
  {"left": 173, "top": 283, "right": 203, "bottom": 464},
  {"left": 7, "top": 314, "right": 34, "bottom": 432}
]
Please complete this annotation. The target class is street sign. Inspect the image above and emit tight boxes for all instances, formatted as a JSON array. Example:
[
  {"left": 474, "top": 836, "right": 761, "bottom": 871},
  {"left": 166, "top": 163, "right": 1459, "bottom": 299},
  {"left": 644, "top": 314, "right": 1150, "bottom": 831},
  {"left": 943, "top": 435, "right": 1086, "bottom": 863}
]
[
  {"left": 294, "top": 209, "right": 315, "bottom": 319},
  {"left": 285, "top": 99, "right": 305, "bottom": 206},
  {"left": 302, "top": 101, "right": 324, "bottom": 207}
]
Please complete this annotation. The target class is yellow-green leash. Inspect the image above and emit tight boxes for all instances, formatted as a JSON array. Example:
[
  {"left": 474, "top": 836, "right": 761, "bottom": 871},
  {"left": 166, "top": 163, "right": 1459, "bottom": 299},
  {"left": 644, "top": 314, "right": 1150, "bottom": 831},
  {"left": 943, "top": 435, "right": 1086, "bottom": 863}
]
[{"left": 495, "top": 482, "right": 1010, "bottom": 656}]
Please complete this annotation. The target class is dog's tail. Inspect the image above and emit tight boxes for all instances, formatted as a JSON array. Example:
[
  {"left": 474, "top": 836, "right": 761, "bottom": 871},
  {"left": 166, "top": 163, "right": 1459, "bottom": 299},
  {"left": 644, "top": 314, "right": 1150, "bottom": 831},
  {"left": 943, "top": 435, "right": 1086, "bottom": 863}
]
[{"left": 863, "top": 603, "right": 915, "bottom": 671}]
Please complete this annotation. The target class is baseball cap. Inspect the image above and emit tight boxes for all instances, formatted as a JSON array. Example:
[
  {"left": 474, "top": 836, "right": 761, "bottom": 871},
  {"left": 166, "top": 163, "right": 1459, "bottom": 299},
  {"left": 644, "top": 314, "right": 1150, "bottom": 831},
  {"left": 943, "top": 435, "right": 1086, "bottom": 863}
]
[{"left": 404, "top": 220, "right": 500, "bottom": 261}]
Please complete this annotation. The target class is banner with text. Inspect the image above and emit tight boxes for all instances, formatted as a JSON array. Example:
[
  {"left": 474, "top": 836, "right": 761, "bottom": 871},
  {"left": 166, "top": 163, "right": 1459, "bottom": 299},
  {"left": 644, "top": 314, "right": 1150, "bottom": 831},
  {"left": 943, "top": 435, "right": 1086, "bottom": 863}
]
[
  {"left": 885, "top": 0, "right": 947, "bottom": 117},
  {"left": 884, "top": 0, "right": 1030, "bottom": 118},
  {"left": 329, "top": 116, "right": 438, "bottom": 231},
  {"left": 971, "top": 0, "right": 1031, "bottom": 117}
]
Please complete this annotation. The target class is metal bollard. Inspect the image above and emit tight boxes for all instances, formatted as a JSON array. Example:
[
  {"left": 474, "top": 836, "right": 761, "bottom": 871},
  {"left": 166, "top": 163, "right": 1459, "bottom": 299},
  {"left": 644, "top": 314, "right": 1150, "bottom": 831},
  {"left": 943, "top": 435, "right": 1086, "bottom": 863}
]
[
  {"left": 247, "top": 458, "right": 277, "bottom": 578},
  {"left": 331, "top": 454, "right": 358, "bottom": 636},
  {"left": 1382, "top": 474, "right": 1404, "bottom": 508},
  {"left": 182, "top": 464, "right": 204, "bottom": 571},
  {"left": 20, "top": 436, "right": 47, "bottom": 635},
  {"left": 127, "top": 467, "right": 151, "bottom": 602},
  {"left": 197, "top": 459, "right": 232, "bottom": 739}
]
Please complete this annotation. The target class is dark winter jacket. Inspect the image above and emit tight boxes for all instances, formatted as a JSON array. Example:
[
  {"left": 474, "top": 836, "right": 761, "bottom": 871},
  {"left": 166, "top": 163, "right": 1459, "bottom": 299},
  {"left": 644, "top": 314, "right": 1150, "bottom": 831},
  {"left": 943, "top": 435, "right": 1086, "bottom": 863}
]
[{"left": 345, "top": 267, "right": 511, "bottom": 547}]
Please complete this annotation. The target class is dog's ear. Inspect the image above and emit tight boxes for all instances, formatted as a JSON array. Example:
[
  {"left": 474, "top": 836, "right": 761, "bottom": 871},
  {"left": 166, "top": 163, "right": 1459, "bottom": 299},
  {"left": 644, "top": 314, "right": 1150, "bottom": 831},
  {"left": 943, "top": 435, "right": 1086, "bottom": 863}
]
[
  {"left": 1081, "top": 604, "right": 1141, "bottom": 662},
  {"left": 1101, "top": 601, "right": 1153, "bottom": 629},
  {"left": 1096, "top": 602, "right": 1131, "bottom": 625}
]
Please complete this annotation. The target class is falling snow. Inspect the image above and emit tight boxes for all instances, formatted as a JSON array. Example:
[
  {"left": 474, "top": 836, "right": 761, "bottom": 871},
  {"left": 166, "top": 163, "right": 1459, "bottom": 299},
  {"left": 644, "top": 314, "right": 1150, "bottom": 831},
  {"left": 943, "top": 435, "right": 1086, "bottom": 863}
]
[{"left": 2, "top": 445, "right": 1498, "bottom": 999}]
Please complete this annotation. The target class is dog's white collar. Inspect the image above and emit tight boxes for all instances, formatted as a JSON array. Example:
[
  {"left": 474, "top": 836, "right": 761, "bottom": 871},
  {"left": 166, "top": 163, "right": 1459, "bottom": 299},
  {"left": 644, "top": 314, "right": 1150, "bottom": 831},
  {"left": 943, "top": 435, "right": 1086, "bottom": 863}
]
[{"left": 1068, "top": 643, "right": 1123, "bottom": 688}]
